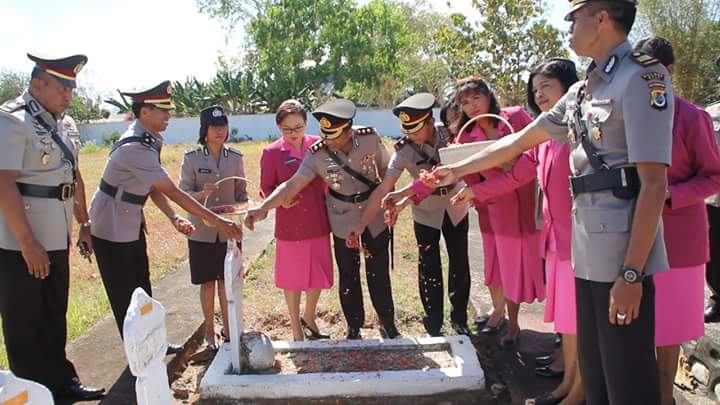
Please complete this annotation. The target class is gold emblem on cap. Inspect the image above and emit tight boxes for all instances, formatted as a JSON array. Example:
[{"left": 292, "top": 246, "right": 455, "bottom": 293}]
[
  {"left": 399, "top": 112, "right": 410, "bottom": 123},
  {"left": 73, "top": 62, "right": 85, "bottom": 74},
  {"left": 319, "top": 117, "right": 332, "bottom": 129}
]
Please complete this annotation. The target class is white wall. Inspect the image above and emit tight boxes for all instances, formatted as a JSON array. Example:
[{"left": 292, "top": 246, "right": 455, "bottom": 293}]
[{"left": 77, "top": 108, "right": 442, "bottom": 144}]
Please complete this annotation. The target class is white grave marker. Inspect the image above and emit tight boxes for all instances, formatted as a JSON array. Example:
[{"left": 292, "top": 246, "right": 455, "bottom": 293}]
[
  {"left": 224, "top": 241, "right": 245, "bottom": 373},
  {"left": 0, "top": 371, "right": 53, "bottom": 405},
  {"left": 123, "top": 288, "right": 171, "bottom": 405}
]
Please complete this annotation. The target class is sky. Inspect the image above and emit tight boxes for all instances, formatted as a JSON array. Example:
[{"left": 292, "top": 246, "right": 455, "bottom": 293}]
[{"left": 0, "top": 0, "right": 571, "bottom": 98}]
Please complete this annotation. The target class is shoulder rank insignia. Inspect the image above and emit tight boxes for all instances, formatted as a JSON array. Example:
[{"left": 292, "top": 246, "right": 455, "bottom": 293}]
[
  {"left": 394, "top": 136, "right": 409, "bottom": 151},
  {"left": 140, "top": 132, "right": 156, "bottom": 148},
  {"left": 354, "top": 126, "right": 377, "bottom": 136},
  {"left": 0, "top": 100, "right": 25, "bottom": 114},
  {"left": 631, "top": 52, "right": 660, "bottom": 67},
  {"left": 184, "top": 148, "right": 196, "bottom": 156},
  {"left": 309, "top": 139, "right": 327, "bottom": 154},
  {"left": 227, "top": 147, "right": 242, "bottom": 157}
]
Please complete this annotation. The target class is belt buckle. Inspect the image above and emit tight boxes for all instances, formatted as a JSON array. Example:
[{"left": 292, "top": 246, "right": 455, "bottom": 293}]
[
  {"left": 438, "top": 187, "right": 449, "bottom": 197},
  {"left": 58, "top": 183, "right": 74, "bottom": 201},
  {"left": 353, "top": 194, "right": 363, "bottom": 204}
]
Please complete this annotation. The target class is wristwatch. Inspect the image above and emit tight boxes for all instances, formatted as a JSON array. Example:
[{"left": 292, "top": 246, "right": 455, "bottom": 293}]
[
  {"left": 621, "top": 267, "right": 643, "bottom": 284},
  {"left": 80, "top": 221, "right": 91, "bottom": 228}
]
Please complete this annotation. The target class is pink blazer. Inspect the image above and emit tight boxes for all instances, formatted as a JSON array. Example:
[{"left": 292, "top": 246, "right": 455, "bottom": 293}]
[
  {"left": 260, "top": 135, "right": 331, "bottom": 241},
  {"left": 470, "top": 140, "right": 573, "bottom": 260},
  {"left": 663, "top": 96, "right": 720, "bottom": 267},
  {"left": 459, "top": 107, "right": 537, "bottom": 236}
]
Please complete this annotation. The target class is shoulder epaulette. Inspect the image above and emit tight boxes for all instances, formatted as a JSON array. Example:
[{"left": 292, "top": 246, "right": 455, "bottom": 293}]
[
  {"left": 140, "top": 133, "right": 157, "bottom": 148},
  {"left": 630, "top": 52, "right": 660, "bottom": 67},
  {"left": 184, "top": 148, "right": 197, "bottom": 156},
  {"left": 354, "top": 126, "right": 377, "bottom": 136},
  {"left": 394, "top": 136, "right": 410, "bottom": 151},
  {"left": 227, "top": 147, "right": 243, "bottom": 157},
  {"left": 0, "top": 100, "right": 26, "bottom": 114},
  {"left": 309, "top": 139, "right": 326, "bottom": 154}
]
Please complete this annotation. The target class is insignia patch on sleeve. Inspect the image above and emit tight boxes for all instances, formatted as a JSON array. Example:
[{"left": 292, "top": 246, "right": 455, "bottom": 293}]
[
  {"left": 648, "top": 82, "right": 668, "bottom": 111},
  {"left": 394, "top": 136, "right": 409, "bottom": 151},
  {"left": 642, "top": 72, "right": 665, "bottom": 82}
]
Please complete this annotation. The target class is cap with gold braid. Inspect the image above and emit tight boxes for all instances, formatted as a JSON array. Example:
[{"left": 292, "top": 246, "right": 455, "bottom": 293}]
[
  {"left": 565, "top": 0, "right": 637, "bottom": 21},
  {"left": 392, "top": 93, "right": 436, "bottom": 135},
  {"left": 121, "top": 80, "right": 175, "bottom": 110},
  {"left": 27, "top": 53, "right": 87, "bottom": 88},
  {"left": 312, "top": 99, "right": 356, "bottom": 139}
]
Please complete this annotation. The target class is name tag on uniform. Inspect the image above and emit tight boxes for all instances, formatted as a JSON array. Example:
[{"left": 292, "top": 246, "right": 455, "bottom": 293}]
[
  {"left": 284, "top": 158, "right": 298, "bottom": 165},
  {"left": 198, "top": 168, "right": 212, "bottom": 174},
  {"left": 590, "top": 99, "right": 613, "bottom": 106}
]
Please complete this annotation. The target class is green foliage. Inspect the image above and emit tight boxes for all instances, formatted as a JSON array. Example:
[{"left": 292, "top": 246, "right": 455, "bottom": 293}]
[
  {"left": 636, "top": 0, "right": 720, "bottom": 105},
  {"left": 66, "top": 89, "right": 108, "bottom": 123},
  {"left": 0, "top": 70, "right": 29, "bottom": 103},
  {"left": 101, "top": 131, "right": 122, "bottom": 146},
  {"left": 79, "top": 140, "right": 103, "bottom": 154}
]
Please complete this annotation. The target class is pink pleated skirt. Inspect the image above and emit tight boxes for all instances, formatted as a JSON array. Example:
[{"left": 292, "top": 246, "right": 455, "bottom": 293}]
[
  {"left": 654, "top": 265, "right": 705, "bottom": 346},
  {"left": 543, "top": 250, "right": 577, "bottom": 334},
  {"left": 274, "top": 234, "right": 333, "bottom": 291}
]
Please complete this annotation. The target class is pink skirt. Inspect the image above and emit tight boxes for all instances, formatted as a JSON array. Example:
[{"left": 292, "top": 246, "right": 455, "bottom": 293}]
[
  {"left": 654, "top": 265, "right": 705, "bottom": 346},
  {"left": 543, "top": 250, "right": 577, "bottom": 334},
  {"left": 274, "top": 234, "right": 333, "bottom": 291},
  {"left": 483, "top": 230, "right": 545, "bottom": 304}
]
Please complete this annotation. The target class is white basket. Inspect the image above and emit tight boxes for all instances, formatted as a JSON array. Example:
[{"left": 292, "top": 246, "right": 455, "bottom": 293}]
[
  {"left": 438, "top": 113, "right": 514, "bottom": 165},
  {"left": 202, "top": 176, "right": 251, "bottom": 227}
]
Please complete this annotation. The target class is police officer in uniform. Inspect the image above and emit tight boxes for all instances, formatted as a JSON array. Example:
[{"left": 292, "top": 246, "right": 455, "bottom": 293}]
[
  {"left": 348, "top": 93, "right": 471, "bottom": 337},
  {"left": 245, "top": 99, "right": 399, "bottom": 340},
  {"left": 0, "top": 53, "right": 104, "bottom": 400},
  {"left": 429, "top": 1, "right": 673, "bottom": 402},
  {"left": 89, "top": 82, "right": 242, "bottom": 349}
]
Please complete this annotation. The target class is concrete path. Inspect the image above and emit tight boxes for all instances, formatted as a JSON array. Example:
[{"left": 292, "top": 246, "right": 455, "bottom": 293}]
[{"left": 61, "top": 213, "right": 275, "bottom": 405}]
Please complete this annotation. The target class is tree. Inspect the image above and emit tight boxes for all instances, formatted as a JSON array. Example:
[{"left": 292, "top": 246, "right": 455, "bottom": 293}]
[
  {"left": 66, "top": 90, "right": 108, "bottom": 123},
  {"left": 469, "top": 0, "right": 567, "bottom": 105},
  {"left": 0, "top": 70, "right": 29, "bottom": 104},
  {"left": 635, "top": 0, "right": 720, "bottom": 105}
]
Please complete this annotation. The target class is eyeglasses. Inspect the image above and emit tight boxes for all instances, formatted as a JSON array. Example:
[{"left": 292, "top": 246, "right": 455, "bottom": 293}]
[{"left": 280, "top": 125, "right": 305, "bottom": 134}]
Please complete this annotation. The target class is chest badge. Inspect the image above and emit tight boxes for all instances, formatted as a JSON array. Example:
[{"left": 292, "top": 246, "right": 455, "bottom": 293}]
[
  {"left": 41, "top": 152, "right": 51, "bottom": 166},
  {"left": 592, "top": 126, "right": 602, "bottom": 141}
]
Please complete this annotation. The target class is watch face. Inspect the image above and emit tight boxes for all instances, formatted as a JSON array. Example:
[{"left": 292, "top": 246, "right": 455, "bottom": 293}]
[{"left": 624, "top": 269, "right": 638, "bottom": 283}]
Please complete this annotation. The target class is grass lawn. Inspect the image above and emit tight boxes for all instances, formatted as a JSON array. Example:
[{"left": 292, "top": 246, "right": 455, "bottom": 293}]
[{"left": 0, "top": 138, "right": 471, "bottom": 368}]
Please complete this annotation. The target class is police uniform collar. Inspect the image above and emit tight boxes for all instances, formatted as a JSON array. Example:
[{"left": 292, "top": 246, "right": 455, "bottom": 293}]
[
  {"left": 132, "top": 120, "right": 163, "bottom": 142},
  {"left": 22, "top": 91, "right": 58, "bottom": 124},
  {"left": 589, "top": 41, "right": 632, "bottom": 82},
  {"left": 222, "top": 145, "right": 229, "bottom": 158}
]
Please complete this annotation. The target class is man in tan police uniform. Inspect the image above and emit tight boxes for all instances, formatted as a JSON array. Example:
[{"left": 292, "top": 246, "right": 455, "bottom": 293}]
[
  {"left": 89, "top": 82, "right": 242, "bottom": 350},
  {"left": 245, "top": 99, "right": 399, "bottom": 340},
  {"left": 349, "top": 93, "right": 471, "bottom": 337},
  {"left": 0, "top": 53, "right": 104, "bottom": 400},
  {"left": 429, "top": 0, "right": 673, "bottom": 403}
]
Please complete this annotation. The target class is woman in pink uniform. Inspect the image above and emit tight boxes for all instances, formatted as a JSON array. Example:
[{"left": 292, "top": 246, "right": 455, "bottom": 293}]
[
  {"left": 260, "top": 100, "right": 334, "bottom": 341},
  {"left": 635, "top": 37, "right": 720, "bottom": 405},
  {"left": 451, "top": 77, "right": 545, "bottom": 345},
  {"left": 454, "top": 61, "right": 583, "bottom": 405}
]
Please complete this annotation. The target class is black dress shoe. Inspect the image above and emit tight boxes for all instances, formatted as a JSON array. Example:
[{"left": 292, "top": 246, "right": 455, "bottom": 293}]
[
  {"left": 534, "top": 355, "right": 555, "bottom": 367},
  {"left": 705, "top": 305, "right": 720, "bottom": 323},
  {"left": 480, "top": 318, "right": 506, "bottom": 334},
  {"left": 554, "top": 333, "right": 562, "bottom": 346},
  {"left": 451, "top": 323, "right": 472, "bottom": 336},
  {"left": 54, "top": 379, "right": 105, "bottom": 401},
  {"left": 474, "top": 314, "right": 490, "bottom": 326},
  {"left": 166, "top": 343, "right": 183, "bottom": 355},
  {"left": 534, "top": 366, "right": 564, "bottom": 378},
  {"left": 532, "top": 392, "right": 565, "bottom": 405},
  {"left": 346, "top": 327, "right": 362, "bottom": 340},
  {"left": 301, "top": 318, "right": 330, "bottom": 339},
  {"left": 379, "top": 324, "right": 401, "bottom": 339}
]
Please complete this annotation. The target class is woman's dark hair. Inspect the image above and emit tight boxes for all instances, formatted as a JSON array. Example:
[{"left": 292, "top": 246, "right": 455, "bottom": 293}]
[
  {"left": 526, "top": 58, "right": 579, "bottom": 116},
  {"left": 452, "top": 76, "right": 502, "bottom": 134},
  {"left": 439, "top": 101, "right": 460, "bottom": 136},
  {"left": 633, "top": 36, "right": 675, "bottom": 69},
  {"left": 275, "top": 99, "right": 307, "bottom": 125}
]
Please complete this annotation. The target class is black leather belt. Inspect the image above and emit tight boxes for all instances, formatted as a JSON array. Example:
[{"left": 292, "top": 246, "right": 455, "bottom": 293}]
[
  {"left": 99, "top": 179, "right": 149, "bottom": 205},
  {"left": 17, "top": 182, "right": 75, "bottom": 201},
  {"left": 570, "top": 167, "right": 640, "bottom": 200},
  {"left": 328, "top": 188, "right": 374, "bottom": 204},
  {"left": 432, "top": 183, "right": 457, "bottom": 197}
]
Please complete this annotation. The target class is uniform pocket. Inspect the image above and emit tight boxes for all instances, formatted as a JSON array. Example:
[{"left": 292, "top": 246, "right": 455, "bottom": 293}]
[{"left": 579, "top": 208, "right": 632, "bottom": 233}]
